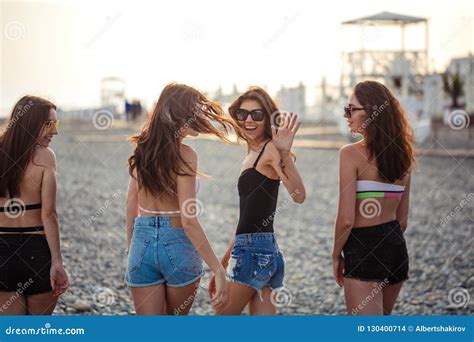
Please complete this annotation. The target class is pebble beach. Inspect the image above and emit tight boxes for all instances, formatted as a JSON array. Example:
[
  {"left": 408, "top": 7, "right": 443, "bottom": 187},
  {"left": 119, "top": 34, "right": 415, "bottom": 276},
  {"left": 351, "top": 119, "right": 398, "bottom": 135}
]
[{"left": 51, "top": 121, "right": 473, "bottom": 315}]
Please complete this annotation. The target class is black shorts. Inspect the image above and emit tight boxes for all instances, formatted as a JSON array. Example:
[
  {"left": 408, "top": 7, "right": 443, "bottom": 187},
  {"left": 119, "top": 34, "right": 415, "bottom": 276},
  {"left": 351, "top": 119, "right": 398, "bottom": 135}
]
[
  {"left": 0, "top": 233, "right": 52, "bottom": 295},
  {"left": 343, "top": 220, "right": 409, "bottom": 285}
]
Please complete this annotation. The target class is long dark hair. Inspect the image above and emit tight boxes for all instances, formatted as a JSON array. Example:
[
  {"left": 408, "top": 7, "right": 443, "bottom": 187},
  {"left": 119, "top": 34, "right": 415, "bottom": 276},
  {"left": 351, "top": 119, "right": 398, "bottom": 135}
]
[
  {"left": 354, "top": 81, "right": 415, "bottom": 182},
  {"left": 0, "top": 95, "right": 56, "bottom": 197},
  {"left": 228, "top": 86, "right": 277, "bottom": 144},
  {"left": 128, "top": 83, "right": 238, "bottom": 197}
]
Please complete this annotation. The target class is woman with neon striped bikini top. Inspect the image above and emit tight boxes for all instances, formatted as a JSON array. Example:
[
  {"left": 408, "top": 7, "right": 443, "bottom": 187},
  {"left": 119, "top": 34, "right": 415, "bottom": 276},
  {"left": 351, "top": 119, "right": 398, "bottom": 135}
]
[{"left": 333, "top": 80, "right": 415, "bottom": 316}]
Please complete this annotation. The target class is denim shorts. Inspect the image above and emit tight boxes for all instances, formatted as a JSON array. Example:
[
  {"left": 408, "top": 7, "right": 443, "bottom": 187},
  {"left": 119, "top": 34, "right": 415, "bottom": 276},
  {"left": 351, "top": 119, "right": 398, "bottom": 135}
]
[
  {"left": 125, "top": 216, "right": 204, "bottom": 288},
  {"left": 226, "top": 232, "right": 285, "bottom": 292},
  {"left": 343, "top": 220, "right": 409, "bottom": 284}
]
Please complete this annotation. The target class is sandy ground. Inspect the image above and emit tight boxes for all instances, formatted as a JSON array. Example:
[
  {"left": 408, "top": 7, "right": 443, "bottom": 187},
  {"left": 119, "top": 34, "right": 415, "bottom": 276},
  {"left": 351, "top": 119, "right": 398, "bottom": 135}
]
[{"left": 50, "top": 122, "right": 473, "bottom": 315}]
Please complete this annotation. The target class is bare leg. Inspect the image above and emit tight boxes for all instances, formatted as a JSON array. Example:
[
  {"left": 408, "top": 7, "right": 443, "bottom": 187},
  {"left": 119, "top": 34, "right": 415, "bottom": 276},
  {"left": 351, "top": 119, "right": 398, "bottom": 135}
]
[
  {"left": 131, "top": 284, "right": 165, "bottom": 315},
  {"left": 26, "top": 292, "right": 57, "bottom": 315},
  {"left": 248, "top": 287, "right": 276, "bottom": 315},
  {"left": 382, "top": 282, "right": 404, "bottom": 315},
  {"left": 0, "top": 292, "right": 27, "bottom": 315},
  {"left": 344, "top": 278, "right": 384, "bottom": 315},
  {"left": 215, "top": 281, "right": 256, "bottom": 315},
  {"left": 165, "top": 280, "right": 200, "bottom": 315}
]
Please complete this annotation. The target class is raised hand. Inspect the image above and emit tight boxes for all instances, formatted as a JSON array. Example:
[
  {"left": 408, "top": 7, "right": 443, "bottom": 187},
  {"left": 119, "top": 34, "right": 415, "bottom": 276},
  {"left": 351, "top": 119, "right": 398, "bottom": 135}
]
[{"left": 271, "top": 112, "right": 301, "bottom": 152}]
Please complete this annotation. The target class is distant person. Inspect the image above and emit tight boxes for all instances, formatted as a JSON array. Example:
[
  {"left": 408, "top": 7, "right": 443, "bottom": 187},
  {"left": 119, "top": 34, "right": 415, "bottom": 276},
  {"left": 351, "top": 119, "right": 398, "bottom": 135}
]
[
  {"left": 125, "top": 83, "right": 239, "bottom": 314},
  {"left": 333, "top": 80, "right": 414, "bottom": 315},
  {"left": 210, "top": 86, "right": 306, "bottom": 315},
  {"left": 0, "top": 96, "right": 68, "bottom": 315}
]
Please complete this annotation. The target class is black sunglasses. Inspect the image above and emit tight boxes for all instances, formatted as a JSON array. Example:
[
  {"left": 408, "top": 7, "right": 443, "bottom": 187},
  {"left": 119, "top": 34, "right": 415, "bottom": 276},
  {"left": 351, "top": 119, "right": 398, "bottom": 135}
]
[
  {"left": 234, "top": 109, "right": 265, "bottom": 122},
  {"left": 343, "top": 105, "right": 365, "bottom": 118}
]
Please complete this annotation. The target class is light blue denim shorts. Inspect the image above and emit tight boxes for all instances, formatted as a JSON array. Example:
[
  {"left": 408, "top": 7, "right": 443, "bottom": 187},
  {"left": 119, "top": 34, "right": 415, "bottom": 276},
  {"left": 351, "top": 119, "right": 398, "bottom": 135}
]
[
  {"left": 226, "top": 232, "right": 285, "bottom": 292},
  {"left": 125, "top": 216, "right": 204, "bottom": 287}
]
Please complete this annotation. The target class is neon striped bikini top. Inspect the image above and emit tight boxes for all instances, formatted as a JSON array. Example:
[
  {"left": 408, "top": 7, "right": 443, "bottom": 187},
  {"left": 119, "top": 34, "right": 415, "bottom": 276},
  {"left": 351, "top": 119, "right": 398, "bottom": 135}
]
[{"left": 356, "top": 180, "right": 405, "bottom": 199}]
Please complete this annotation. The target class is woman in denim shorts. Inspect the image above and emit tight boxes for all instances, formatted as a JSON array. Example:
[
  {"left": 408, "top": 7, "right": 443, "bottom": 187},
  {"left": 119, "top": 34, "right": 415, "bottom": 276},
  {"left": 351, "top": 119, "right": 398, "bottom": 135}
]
[
  {"left": 210, "top": 87, "right": 306, "bottom": 315},
  {"left": 125, "top": 83, "right": 239, "bottom": 315},
  {"left": 333, "top": 81, "right": 414, "bottom": 315}
]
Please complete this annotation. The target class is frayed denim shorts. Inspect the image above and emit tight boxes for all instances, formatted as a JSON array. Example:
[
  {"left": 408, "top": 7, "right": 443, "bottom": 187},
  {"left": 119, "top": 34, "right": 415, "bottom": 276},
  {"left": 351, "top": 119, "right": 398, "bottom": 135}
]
[
  {"left": 125, "top": 216, "right": 204, "bottom": 288},
  {"left": 226, "top": 232, "right": 285, "bottom": 293}
]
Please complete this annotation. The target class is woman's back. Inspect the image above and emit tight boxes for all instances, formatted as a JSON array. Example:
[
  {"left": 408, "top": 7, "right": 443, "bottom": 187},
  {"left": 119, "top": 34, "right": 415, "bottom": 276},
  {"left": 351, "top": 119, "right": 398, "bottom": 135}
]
[
  {"left": 350, "top": 142, "right": 409, "bottom": 228},
  {"left": 0, "top": 146, "right": 52, "bottom": 228}
]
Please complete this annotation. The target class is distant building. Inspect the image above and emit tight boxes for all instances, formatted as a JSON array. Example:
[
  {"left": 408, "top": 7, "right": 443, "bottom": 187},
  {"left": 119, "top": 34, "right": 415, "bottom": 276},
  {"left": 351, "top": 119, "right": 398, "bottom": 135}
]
[{"left": 276, "top": 82, "right": 306, "bottom": 118}]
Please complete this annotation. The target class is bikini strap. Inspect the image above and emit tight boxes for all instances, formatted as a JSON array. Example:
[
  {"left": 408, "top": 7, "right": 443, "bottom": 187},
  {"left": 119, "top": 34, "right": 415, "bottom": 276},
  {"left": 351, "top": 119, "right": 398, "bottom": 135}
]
[{"left": 253, "top": 140, "right": 271, "bottom": 168}]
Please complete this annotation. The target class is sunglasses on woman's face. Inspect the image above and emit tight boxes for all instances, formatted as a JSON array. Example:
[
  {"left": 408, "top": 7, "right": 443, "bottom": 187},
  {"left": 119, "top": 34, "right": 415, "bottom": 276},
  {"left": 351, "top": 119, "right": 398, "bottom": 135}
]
[
  {"left": 44, "top": 119, "right": 60, "bottom": 129},
  {"left": 234, "top": 109, "right": 265, "bottom": 122},
  {"left": 343, "top": 105, "right": 365, "bottom": 118}
]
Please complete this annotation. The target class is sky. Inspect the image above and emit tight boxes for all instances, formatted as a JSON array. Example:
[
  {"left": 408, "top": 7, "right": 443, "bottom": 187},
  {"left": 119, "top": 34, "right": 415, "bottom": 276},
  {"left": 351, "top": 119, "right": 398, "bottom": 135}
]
[{"left": 1, "top": 0, "right": 473, "bottom": 115}]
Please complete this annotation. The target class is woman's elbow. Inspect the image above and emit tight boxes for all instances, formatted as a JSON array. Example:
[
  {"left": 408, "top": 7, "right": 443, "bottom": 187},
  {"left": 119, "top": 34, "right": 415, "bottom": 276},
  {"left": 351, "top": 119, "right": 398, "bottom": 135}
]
[
  {"left": 41, "top": 209, "right": 58, "bottom": 224},
  {"left": 292, "top": 188, "right": 306, "bottom": 204}
]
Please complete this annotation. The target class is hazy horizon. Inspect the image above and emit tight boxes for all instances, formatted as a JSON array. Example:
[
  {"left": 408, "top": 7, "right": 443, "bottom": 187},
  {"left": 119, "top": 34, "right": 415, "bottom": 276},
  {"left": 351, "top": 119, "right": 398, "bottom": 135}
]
[{"left": 1, "top": 0, "right": 473, "bottom": 116}]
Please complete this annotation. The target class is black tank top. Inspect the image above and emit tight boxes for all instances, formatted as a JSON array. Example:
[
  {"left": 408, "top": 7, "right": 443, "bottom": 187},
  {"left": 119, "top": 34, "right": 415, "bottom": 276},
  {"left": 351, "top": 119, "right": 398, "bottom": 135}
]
[{"left": 236, "top": 140, "right": 280, "bottom": 235}]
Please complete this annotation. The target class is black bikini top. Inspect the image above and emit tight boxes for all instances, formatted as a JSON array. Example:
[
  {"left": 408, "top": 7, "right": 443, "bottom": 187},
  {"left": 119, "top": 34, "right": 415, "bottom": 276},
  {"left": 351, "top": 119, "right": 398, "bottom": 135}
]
[{"left": 236, "top": 140, "right": 280, "bottom": 235}]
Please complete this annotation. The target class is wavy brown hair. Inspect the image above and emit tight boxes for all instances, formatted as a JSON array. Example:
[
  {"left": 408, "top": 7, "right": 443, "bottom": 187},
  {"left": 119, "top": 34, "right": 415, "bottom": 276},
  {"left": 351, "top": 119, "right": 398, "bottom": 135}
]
[
  {"left": 128, "top": 83, "right": 238, "bottom": 197},
  {"left": 228, "top": 86, "right": 277, "bottom": 144},
  {"left": 0, "top": 95, "right": 56, "bottom": 197},
  {"left": 354, "top": 80, "right": 415, "bottom": 182}
]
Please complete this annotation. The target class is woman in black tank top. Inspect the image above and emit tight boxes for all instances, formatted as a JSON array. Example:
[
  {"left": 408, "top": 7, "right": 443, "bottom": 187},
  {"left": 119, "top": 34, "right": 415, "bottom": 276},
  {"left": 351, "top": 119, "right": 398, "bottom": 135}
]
[{"left": 210, "top": 86, "right": 306, "bottom": 315}]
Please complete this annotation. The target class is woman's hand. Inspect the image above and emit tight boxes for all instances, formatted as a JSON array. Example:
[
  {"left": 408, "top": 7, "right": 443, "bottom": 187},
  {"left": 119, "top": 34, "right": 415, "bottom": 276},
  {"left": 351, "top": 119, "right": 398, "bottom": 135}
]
[
  {"left": 50, "top": 262, "right": 69, "bottom": 296},
  {"left": 209, "top": 268, "right": 228, "bottom": 310},
  {"left": 271, "top": 112, "right": 301, "bottom": 152},
  {"left": 332, "top": 253, "right": 345, "bottom": 288}
]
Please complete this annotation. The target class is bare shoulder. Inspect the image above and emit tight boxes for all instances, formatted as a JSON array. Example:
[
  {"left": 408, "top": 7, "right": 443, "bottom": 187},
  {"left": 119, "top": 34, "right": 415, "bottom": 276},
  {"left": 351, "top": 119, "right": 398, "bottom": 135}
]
[
  {"left": 340, "top": 141, "right": 366, "bottom": 160},
  {"left": 179, "top": 144, "right": 197, "bottom": 161},
  {"left": 33, "top": 146, "right": 57, "bottom": 168},
  {"left": 264, "top": 141, "right": 281, "bottom": 163}
]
